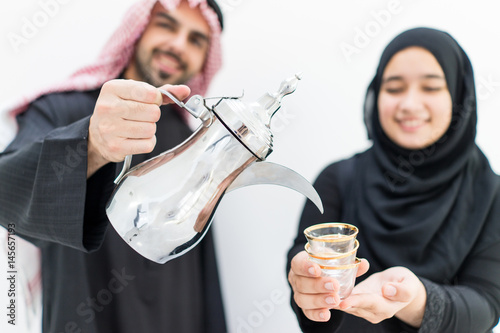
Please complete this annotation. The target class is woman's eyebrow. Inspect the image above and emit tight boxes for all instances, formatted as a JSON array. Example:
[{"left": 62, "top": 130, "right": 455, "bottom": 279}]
[
  {"left": 381, "top": 76, "right": 403, "bottom": 84},
  {"left": 421, "top": 74, "right": 445, "bottom": 80},
  {"left": 382, "top": 74, "right": 445, "bottom": 84}
]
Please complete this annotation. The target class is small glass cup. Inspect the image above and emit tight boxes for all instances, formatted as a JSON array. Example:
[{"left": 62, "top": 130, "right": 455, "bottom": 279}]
[
  {"left": 305, "top": 239, "right": 359, "bottom": 267},
  {"left": 316, "top": 258, "right": 361, "bottom": 299},
  {"left": 304, "top": 223, "right": 358, "bottom": 254}
]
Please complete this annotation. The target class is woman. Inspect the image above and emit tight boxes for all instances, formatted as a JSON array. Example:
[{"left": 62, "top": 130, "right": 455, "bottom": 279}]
[{"left": 287, "top": 27, "right": 500, "bottom": 332}]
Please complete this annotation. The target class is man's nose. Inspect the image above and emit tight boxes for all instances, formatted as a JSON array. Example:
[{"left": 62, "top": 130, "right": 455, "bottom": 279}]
[{"left": 168, "top": 32, "right": 189, "bottom": 53}]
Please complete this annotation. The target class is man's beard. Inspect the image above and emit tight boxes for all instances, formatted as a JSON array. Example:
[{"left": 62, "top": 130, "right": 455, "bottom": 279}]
[{"left": 134, "top": 49, "right": 193, "bottom": 87}]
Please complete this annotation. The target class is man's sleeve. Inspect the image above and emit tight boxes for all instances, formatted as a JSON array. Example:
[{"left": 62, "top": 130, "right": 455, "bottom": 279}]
[{"left": 0, "top": 93, "right": 114, "bottom": 252}]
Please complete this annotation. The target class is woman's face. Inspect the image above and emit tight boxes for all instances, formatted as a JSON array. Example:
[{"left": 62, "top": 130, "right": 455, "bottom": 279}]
[{"left": 378, "top": 46, "right": 452, "bottom": 150}]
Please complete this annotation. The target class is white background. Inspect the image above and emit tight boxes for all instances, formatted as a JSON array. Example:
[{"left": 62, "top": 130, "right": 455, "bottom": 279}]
[{"left": 1, "top": 0, "right": 500, "bottom": 332}]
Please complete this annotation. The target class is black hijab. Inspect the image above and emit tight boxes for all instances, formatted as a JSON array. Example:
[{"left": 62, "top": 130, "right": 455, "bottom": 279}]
[{"left": 346, "top": 27, "right": 500, "bottom": 281}]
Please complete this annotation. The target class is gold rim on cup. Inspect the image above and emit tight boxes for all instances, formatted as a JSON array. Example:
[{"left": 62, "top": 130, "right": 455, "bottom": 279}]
[
  {"left": 312, "top": 257, "right": 362, "bottom": 270},
  {"left": 304, "top": 223, "right": 359, "bottom": 242},
  {"left": 304, "top": 239, "right": 359, "bottom": 260}
]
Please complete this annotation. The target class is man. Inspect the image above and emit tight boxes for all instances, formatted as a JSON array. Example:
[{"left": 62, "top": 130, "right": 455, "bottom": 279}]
[{"left": 0, "top": 0, "right": 226, "bottom": 332}]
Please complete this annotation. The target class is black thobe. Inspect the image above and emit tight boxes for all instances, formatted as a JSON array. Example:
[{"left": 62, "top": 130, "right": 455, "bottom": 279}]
[{"left": 0, "top": 90, "right": 226, "bottom": 333}]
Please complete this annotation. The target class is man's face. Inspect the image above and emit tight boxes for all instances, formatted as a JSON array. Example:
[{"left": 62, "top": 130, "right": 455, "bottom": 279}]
[{"left": 124, "top": 1, "right": 211, "bottom": 86}]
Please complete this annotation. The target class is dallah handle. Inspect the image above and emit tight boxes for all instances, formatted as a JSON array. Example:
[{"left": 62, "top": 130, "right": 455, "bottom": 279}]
[
  {"left": 114, "top": 155, "right": 132, "bottom": 184},
  {"left": 159, "top": 90, "right": 212, "bottom": 123}
]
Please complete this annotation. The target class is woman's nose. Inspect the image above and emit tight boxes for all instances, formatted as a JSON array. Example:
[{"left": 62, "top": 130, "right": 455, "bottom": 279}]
[{"left": 400, "top": 88, "right": 424, "bottom": 113}]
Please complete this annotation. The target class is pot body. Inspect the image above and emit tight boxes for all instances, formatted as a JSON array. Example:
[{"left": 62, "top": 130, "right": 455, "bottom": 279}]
[{"left": 106, "top": 118, "right": 256, "bottom": 263}]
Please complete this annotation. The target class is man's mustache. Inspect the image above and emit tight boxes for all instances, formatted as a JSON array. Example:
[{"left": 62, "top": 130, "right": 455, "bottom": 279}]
[{"left": 153, "top": 49, "right": 187, "bottom": 70}]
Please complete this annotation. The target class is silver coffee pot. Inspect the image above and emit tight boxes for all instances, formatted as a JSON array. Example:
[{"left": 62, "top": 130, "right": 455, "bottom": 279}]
[{"left": 106, "top": 74, "right": 323, "bottom": 264}]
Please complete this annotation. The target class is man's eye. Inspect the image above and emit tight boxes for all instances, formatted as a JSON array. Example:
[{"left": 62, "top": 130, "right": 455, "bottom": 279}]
[
  {"left": 190, "top": 36, "right": 206, "bottom": 48},
  {"left": 190, "top": 37, "right": 201, "bottom": 46},
  {"left": 157, "top": 22, "right": 175, "bottom": 30}
]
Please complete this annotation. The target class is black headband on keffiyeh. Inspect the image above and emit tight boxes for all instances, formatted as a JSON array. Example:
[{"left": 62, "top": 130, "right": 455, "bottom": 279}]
[{"left": 206, "top": 0, "right": 223, "bottom": 29}]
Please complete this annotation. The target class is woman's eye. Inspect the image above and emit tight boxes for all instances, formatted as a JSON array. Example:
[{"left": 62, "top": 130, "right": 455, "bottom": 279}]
[
  {"left": 423, "top": 86, "right": 443, "bottom": 92},
  {"left": 385, "top": 87, "right": 404, "bottom": 94}
]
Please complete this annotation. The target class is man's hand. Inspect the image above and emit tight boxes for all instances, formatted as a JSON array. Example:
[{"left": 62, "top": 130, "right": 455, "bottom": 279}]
[
  {"left": 288, "top": 251, "right": 369, "bottom": 322},
  {"left": 87, "top": 79, "right": 190, "bottom": 177},
  {"left": 338, "top": 266, "right": 427, "bottom": 327}
]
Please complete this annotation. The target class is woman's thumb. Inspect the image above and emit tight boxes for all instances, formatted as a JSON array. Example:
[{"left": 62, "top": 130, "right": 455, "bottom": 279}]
[
  {"left": 382, "top": 282, "right": 412, "bottom": 302},
  {"left": 383, "top": 284, "right": 397, "bottom": 297}
]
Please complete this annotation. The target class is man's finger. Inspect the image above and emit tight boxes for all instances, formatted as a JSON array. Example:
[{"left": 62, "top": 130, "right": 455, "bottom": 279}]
[
  {"left": 120, "top": 101, "right": 161, "bottom": 122},
  {"left": 107, "top": 79, "right": 162, "bottom": 104},
  {"left": 125, "top": 137, "right": 157, "bottom": 156},
  {"left": 158, "top": 84, "right": 191, "bottom": 105},
  {"left": 116, "top": 121, "right": 157, "bottom": 139}
]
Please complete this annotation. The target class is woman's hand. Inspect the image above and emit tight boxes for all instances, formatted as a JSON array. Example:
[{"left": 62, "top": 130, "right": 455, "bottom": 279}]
[
  {"left": 338, "top": 266, "right": 427, "bottom": 327},
  {"left": 288, "top": 251, "right": 369, "bottom": 322}
]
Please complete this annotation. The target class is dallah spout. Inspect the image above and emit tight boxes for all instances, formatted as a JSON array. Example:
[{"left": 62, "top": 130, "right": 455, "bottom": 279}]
[{"left": 226, "top": 161, "right": 324, "bottom": 213}]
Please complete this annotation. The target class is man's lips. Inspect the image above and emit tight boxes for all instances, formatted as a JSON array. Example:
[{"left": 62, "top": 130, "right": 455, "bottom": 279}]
[
  {"left": 153, "top": 51, "right": 185, "bottom": 75},
  {"left": 156, "top": 55, "right": 181, "bottom": 74}
]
